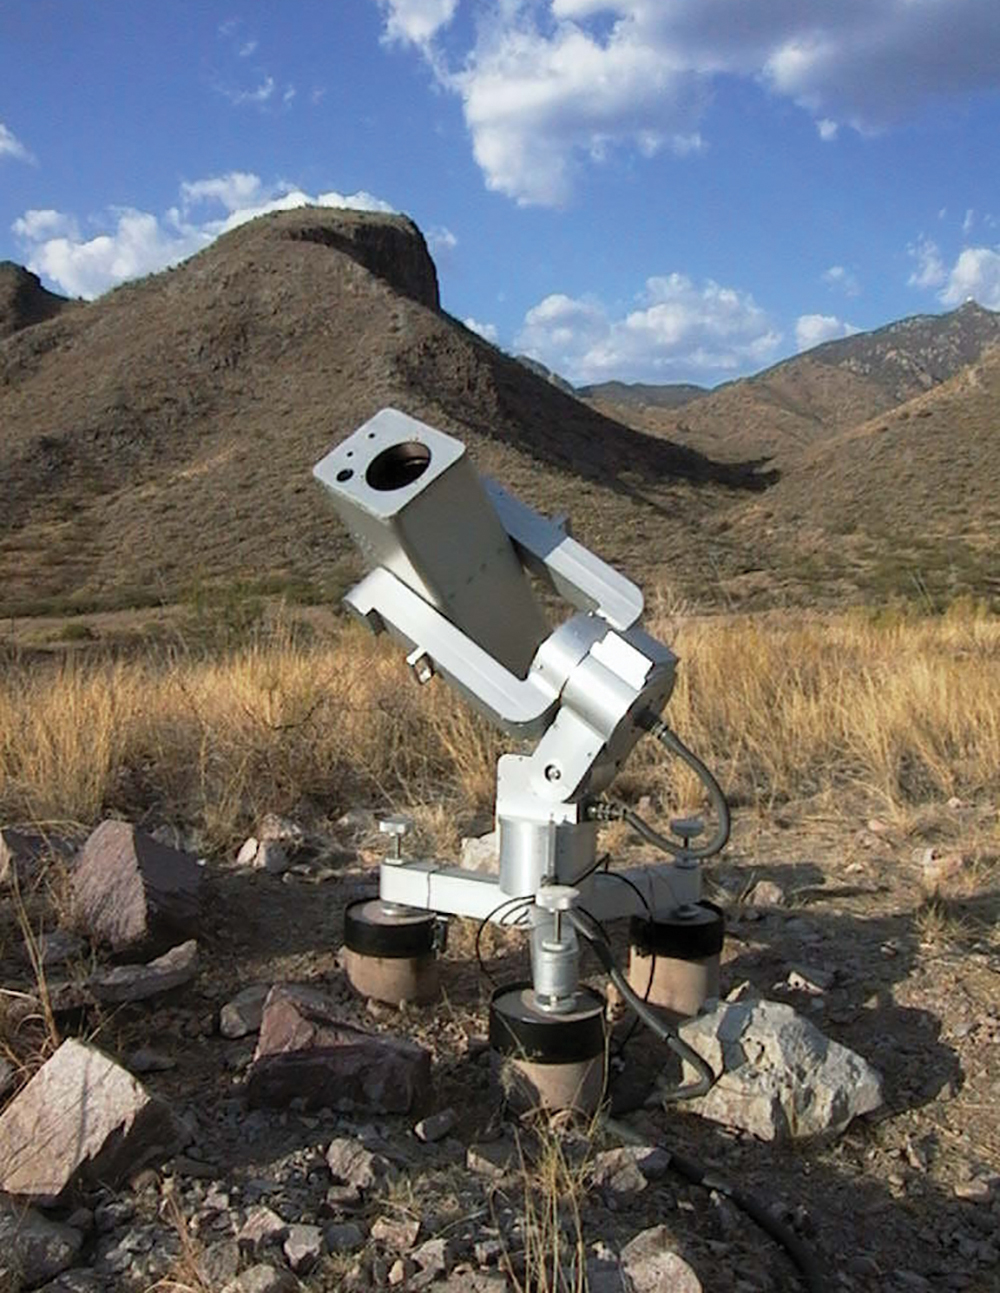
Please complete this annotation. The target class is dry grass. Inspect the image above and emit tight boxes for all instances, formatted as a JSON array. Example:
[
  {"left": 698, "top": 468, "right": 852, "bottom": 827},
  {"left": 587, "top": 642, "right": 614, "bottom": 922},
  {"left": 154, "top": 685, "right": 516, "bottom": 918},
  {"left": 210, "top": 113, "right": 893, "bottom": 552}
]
[{"left": 0, "top": 602, "right": 998, "bottom": 856}]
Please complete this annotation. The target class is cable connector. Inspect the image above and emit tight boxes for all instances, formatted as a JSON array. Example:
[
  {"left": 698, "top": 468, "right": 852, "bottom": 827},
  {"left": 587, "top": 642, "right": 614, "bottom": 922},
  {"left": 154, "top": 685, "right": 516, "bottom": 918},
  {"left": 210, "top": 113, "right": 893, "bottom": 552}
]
[{"left": 584, "top": 799, "right": 624, "bottom": 824}]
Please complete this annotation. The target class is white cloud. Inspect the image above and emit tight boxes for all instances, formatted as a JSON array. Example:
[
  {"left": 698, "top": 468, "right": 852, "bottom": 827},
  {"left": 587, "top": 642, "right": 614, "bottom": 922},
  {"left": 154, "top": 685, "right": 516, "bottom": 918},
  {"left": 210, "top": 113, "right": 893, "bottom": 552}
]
[
  {"left": 378, "top": 1, "right": 1000, "bottom": 205},
  {"left": 0, "top": 122, "right": 34, "bottom": 164},
  {"left": 940, "top": 247, "right": 1000, "bottom": 309},
  {"left": 908, "top": 236, "right": 947, "bottom": 289},
  {"left": 239, "top": 39, "right": 258, "bottom": 58},
  {"left": 822, "top": 264, "right": 860, "bottom": 297},
  {"left": 516, "top": 274, "right": 781, "bottom": 384},
  {"left": 220, "top": 75, "right": 275, "bottom": 106},
  {"left": 12, "top": 174, "right": 397, "bottom": 299},
  {"left": 426, "top": 225, "right": 457, "bottom": 254},
  {"left": 795, "top": 313, "right": 859, "bottom": 351},
  {"left": 962, "top": 208, "right": 975, "bottom": 236},
  {"left": 463, "top": 316, "right": 499, "bottom": 342},
  {"left": 379, "top": 0, "right": 458, "bottom": 46}
]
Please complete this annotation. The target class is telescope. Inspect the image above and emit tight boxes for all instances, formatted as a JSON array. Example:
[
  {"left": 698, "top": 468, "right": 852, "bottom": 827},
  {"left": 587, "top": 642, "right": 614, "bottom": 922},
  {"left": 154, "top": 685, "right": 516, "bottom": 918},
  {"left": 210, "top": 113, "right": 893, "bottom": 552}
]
[{"left": 314, "top": 409, "right": 730, "bottom": 1113}]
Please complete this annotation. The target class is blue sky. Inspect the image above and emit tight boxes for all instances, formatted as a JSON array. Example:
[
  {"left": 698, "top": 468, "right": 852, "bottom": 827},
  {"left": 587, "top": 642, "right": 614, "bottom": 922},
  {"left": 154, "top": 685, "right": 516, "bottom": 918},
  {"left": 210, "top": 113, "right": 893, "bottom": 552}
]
[{"left": 2, "top": 1, "right": 999, "bottom": 386}]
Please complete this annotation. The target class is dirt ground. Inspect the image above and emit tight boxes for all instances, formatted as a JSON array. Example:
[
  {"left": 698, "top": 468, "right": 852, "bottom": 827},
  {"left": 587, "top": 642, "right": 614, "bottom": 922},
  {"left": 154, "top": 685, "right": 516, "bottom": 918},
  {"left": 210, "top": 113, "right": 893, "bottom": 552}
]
[{"left": 4, "top": 797, "right": 998, "bottom": 1293}]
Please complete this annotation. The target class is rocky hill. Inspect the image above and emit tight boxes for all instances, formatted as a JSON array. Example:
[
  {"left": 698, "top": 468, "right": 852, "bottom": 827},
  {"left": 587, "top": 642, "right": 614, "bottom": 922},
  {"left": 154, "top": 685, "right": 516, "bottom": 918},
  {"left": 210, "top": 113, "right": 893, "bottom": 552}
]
[
  {"left": 591, "top": 301, "right": 1000, "bottom": 465},
  {"left": 0, "top": 261, "right": 73, "bottom": 339},
  {"left": 0, "top": 209, "right": 768, "bottom": 618}
]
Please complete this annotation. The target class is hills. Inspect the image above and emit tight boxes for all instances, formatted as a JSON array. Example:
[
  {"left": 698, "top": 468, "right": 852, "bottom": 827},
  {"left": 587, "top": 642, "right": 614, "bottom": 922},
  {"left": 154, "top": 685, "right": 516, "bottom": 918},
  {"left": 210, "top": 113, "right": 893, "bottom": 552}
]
[
  {"left": 0, "top": 209, "right": 769, "bottom": 619},
  {"left": 0, "top": 208, "right": 997, "bottom": 619}
]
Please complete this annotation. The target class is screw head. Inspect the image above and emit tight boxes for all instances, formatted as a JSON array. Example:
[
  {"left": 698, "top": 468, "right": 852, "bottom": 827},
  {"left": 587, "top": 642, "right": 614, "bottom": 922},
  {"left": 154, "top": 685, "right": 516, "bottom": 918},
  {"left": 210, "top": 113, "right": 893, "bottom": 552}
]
[{"left": 379, "top": 814, "right": 412, "bottom": 837}]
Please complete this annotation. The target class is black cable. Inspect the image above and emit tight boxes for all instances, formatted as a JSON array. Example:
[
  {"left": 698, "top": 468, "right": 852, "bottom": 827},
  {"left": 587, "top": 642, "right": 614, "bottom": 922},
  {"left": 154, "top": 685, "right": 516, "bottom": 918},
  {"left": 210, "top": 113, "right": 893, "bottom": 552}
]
[
  {"left": 566, "top": 906, "right": 714, "bottom": 1100},
  {"left": 593, "top": 870, "right": 654, "bottom": 1057},
  {"left": 586, "top": 715, "right": 730, "bottom": 861},
  {"left": 604, "top": 1118, "right": 826, "bottom": 1293},
  {"left": 474, "top": 894, "right": 533, "bottom": 986}
]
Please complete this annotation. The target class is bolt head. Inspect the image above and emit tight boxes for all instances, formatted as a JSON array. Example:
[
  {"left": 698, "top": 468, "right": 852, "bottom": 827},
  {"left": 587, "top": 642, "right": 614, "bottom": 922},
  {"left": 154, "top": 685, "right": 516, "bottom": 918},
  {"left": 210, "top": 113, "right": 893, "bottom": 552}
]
[{"left": 379, "top": 814, "right": 412, "bottom": 837}]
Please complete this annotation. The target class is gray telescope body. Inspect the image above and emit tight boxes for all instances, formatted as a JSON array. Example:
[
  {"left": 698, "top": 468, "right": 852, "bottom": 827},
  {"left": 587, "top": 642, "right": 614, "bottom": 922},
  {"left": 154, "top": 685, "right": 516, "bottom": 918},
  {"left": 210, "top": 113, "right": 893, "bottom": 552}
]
[{"left": 313, "top": 409, "right": 547, "bottom": 678}]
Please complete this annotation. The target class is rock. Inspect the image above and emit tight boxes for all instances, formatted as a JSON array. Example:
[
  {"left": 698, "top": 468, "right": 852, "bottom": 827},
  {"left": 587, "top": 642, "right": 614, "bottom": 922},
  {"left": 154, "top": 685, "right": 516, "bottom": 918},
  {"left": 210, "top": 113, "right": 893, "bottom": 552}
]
[
  {"left": 466, "top": 1141, "right": 515, "bottom": 1180},
  {"left": 326, "top": 1137, "right": 394, "bottom": 1190},
  {"left": 36, "top": 930, "right": 86, "bottom": 968},
  {"left": 247, "top": 984, "right": 431, "bottom": 1114},
  {"left": 33, "top": 1270, "right": 104, "bottom": 1293},
  {"left": 388, "top": 1257, "right": 414, "bottom": 1286},
  {"left": 0, "top": 826, "right": 73, "bottom": 888},
  {"left": 283, "top": 1223, "right": 324, "bottom": 1274},
  {"left": 259, "top": 813, "right": 305, "bottom": 846},
  {"left": 0, "top": 1056, "right": 15, "bottom": 1102},
  {"left": 413, "top": 1237, "right": 453, "bottom": 1276},
  {"left": 325, "top": 1222, "right": 365, "bottom": 1253},
  {"left": 954, "top": 1178, "right": 993, "bottom": 1202},
  {"left": 238, "top": 1205, "right": 289, "bottom": 1255},
  {"left": 866, "top": 818, "right": 891, "bottom": 835},
  {"left": 747, "top": 880, "right": 785, "bottom": 907},
  {"left": 89, "top": 939, "right": 199, "bottom": 1003},
  {"left": 921, "top": 851, "right": 966, "bottom": 895},
  {"left": 199, "top": 1239, "right": 241, "bottom": 1288},
  {"left": 371, "top": 1215, "right": 420, "bottom": 1249},
  {"left": 440, "top": 1275, "right": 507, "bottom": 1293},
  {"left": 221, "top": 984, "right": 272, "bottom": 1038},
  {"left": 222, "top": 1264, "right": 299, "bottom": 1293},
  {"left": 677, "top": 997, "right": 883, "bottom": 1141},
  {"left": 460, "top": 831, "right": 498, "bottom": 873},
  {"left": 324, "top": 1183, "right": 363, "bottom": 1212},
  {"left": 237, "top": 837, "right": 260, "bottom": 866},
  {"left": 94, "top": 1198, "right": 134, "bottom": 1231},
  {"left": 414, "top": 1107, "right": 457, "bottom": 1143},
  {"left": 71, "top": 820, "right": 202, "bottom": 956},
  {"left": 0, "top": 1037, "right": 181, "bottom": 1203},
  {"left": 591, "top": 1145, "right": 670, "bottom": 1195},
  {"left": 126, "top": 1046, "right": 177, "bottom": 1073},
  {"left": 786, "top": 964, "right": 835, "bottom": 994},
  {"left": 257, "top": 841, "right": 291, "bottom": 875},
  {"left": 620, "top": 1226, "right": 702, "bottom": 1293},
  {"left": 0, "top": 1199, "right": 84, "bottom": 1287}
]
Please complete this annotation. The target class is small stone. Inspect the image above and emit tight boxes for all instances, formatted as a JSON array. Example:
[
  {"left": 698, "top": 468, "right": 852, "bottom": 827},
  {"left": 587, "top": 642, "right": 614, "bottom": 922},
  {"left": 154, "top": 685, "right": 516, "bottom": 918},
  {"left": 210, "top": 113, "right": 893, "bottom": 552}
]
[
  {"left": 325, "top": 1221, "right": 365, "bottom": 1253},
  {"left": 591, "top": 1147, "right": 649, "bottom": 1195},
  {"left": 0, "top": 1200, "right": 84, "bottom": 1287},
  {"left": 921, "top": 851, "right": 966, "bottom": 895},
  {"left": 371, "top": 1214, "right": 420, "bottom": 1249},
  {"left": 283, "top": 1222, "right": 323, "bottom": 1273},
  {"left": 620, "top": 1226, "right": 702, "bottom": 1293},
  {"left": 89, "top": 939, "right": 199, "bottom": 1004},
  {"left": 867, "top": 818, "right": 891, "bottom": 835},
  {"left": 954, "top": 1178, "right": 993, "bottom": 1202},
  {"left": 257, "top": 841, "right": 291, "bottom": 875},
  {"left": 474, "top": 1237, "right": 505, "bottom": 1267},
  {"left": 413, "top": 1237, "right": 453, "bottom": 1276},
  {"left": 327, "top": 1137, "right": 394, "bottom": 1189},
  {"left": 460, "top": 831, "right": 498, "bottom": 873},
  {"left": 220, "top": 984, "right": 272, "bottom": 1039},
  {"left": 388, "top": 1257, "right": 414, "bottom": 1286},
  {"left": 414, "top": 1107, "right": 457, "bottom": 1143},
  {"left": 32, "top": 1270, "right": 104, "bottom": 1293},
  {"left": 94, "top": 1198, "right": 135, "bottom": 1232},
  {"left": 467, "top": 1141, "right": 515, "bottom": 1180},
  {"left": 324, "top": 1183, "right": 363, "bottom": 1212},
  {"left": 222, "top": 1263, "right": 299, "bottom": 1293},
  {"left": 747, "top": 880, "right": 785, "bottom": 907},
  {"left": 259, "top": 813, "right": 305, "bottom": 846},
  {"left": 37, "top": 930, "right": 86, "bottom": 968},
  {"left": 237, "top": 837, "right": 260, "bottom": 866},
  {"left": 787, "top": 965, "right": 835, "bottom": 994},
  {"left": 199, "top": 1239, "right": 241, "bottom": 1288},
  {"left": 127, "top": 1046, "right": 177, "bottom": 1073},
  {"left": 238, "top": 1205, "right": 289, "bottom": 1255}
]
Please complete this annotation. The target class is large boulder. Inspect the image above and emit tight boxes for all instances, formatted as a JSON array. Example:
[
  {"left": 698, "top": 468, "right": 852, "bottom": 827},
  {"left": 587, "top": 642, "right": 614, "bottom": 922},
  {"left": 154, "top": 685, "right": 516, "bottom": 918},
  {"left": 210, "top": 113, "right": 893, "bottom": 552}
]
[
  {"left": 247, "top": 984, "right": 431, "bottom": 1114},
  {"left": 0, "top": 1038, "right": 182, "bottom": 1203},
  {"left": 71, "top": 820, "right": 202, "bottom": 956},
  {"left": 678, "top": 997, "right": 883, "bottom": 1141}
]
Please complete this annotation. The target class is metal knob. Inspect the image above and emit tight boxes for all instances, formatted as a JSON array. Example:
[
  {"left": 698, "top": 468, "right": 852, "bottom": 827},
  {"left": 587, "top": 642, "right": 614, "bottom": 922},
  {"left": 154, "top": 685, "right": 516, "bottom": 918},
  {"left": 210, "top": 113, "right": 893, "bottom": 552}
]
[
  {"left": 670, "top": 817, "right": 704, "bottom": 849},
  {"left": 379, "top": 814, "right": 413, "bottom": 861}
]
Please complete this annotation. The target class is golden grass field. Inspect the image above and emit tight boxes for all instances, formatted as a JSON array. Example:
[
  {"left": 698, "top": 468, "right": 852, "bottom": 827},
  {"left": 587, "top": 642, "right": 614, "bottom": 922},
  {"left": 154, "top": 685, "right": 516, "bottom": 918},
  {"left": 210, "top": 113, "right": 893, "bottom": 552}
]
[{"left": 2, "top": 598, "right": 997, "bottom": 857}]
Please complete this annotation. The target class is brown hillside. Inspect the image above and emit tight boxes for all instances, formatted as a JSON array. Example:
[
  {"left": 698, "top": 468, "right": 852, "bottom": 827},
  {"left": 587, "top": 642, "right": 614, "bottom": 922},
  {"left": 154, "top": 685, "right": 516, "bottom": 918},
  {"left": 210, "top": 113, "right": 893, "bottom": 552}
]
[
  {"left": 0, "top": 261, "right": 73, "bottom": 339},
  {"left": 0, "top": 208, "right": 770, "bottom": 617},
  {"left": 736, "top": 345, "right": 1000, "bottom": 606},
  {"left": 592, "top": 302, "right": 1000, "bottom": 465}
]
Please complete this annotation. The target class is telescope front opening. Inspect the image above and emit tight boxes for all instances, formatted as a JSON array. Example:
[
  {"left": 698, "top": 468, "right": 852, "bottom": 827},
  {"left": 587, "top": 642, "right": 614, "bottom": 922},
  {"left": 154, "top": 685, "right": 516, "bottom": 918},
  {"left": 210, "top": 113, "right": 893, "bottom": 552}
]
[{"left": 366, "top": 441, "right": 432, "bottom": 491}]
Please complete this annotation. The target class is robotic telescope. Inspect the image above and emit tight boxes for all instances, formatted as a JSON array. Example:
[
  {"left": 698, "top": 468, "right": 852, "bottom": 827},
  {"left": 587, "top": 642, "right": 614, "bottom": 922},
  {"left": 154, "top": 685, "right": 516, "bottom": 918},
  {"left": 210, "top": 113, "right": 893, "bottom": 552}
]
[{"left": 314, "top": 408, "right": 730, "bottom": 1113}]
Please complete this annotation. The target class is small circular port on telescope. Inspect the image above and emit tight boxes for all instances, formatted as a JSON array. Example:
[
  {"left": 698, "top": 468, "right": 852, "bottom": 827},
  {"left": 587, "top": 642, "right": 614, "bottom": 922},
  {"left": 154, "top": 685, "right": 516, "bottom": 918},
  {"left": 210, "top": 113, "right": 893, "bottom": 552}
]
[{"left": 366, "top": 441, "right": 431, "bottom": 491}]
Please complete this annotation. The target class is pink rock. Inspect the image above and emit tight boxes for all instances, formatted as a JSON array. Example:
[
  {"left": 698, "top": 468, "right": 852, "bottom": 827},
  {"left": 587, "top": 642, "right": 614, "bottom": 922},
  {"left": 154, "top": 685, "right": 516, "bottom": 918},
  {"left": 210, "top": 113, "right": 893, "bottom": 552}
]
[{"left": 247, "top": 984, "right": 430, "bottom": 1114}]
